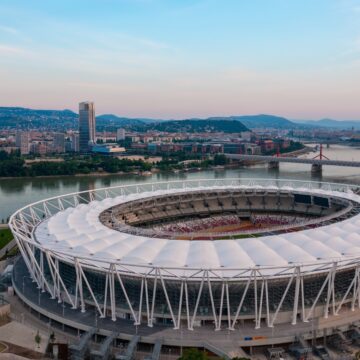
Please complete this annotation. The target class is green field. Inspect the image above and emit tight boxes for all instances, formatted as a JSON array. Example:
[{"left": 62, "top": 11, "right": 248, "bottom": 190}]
[{"left": 0, "top": 228, "right": 13, "bottom": 250}]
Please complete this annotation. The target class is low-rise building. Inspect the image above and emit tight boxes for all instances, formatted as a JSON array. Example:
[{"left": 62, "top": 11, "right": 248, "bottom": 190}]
[{"left": 91, "top": 144, "right": 126, "bottom": 155}]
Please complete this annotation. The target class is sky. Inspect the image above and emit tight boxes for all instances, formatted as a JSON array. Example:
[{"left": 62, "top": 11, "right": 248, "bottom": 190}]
[{"left": 0, "top": 0, "right": 360, "bottom": 120}]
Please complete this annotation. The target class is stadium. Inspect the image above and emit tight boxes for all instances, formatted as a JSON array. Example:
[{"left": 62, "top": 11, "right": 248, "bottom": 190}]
[{"left": 9, "top": 178, "right": 360, "bottom": 356}]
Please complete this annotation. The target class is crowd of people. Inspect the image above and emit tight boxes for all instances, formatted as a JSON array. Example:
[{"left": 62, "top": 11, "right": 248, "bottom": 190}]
[
  {"left": 151, "top": 213, "right": 309, "bottom": 235},
  {"left": 250, "top": 214, "right": 306, "bottom": 227},
  {"left": 153, "top": 214, "right": 242, "bottom": 233}
]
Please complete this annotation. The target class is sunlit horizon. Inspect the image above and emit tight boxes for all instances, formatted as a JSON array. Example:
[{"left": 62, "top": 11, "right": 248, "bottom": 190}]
[{"left": 1, "top": 0, "right": 360, "bottom": 120}]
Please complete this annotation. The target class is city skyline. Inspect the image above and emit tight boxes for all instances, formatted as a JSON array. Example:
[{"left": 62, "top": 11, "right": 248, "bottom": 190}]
[{"left": 0, "top": 0, "right": 360, "bottom": 120}]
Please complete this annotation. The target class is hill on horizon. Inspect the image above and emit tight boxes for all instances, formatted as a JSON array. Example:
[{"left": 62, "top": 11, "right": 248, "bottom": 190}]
[
  {"left": 293, "top": 118, "right": 360, "bottom": 129},
  {"left": 207, "top": 114, "right": 296, "bottom": 129},
  {"left": 2, "top": 106, "right": 358, "bottom": 131},
  {"left": 133, "top": 119, "right": 249, "bottom": 133}
]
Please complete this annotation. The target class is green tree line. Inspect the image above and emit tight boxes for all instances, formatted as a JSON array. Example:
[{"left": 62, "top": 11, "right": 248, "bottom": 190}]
[{"left": 0, "top": 151, "right": 152, "bottom": 177}]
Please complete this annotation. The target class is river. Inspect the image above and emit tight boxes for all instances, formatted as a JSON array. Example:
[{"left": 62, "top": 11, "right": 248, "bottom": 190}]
[{"left": 1, "top": 144, "right": 360, "bottom": 222}]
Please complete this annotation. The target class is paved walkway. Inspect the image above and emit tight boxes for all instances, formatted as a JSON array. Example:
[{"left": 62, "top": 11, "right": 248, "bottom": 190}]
[
  {"left": 0, "top": 322, "right": 47, "bottom": 353},
  {"left": 8, "top": 294, "right": 73, "bottom": 345}
]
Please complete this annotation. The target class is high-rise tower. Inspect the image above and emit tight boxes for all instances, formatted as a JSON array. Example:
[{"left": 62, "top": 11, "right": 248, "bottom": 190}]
[{"left": 79, "top": 101, "right": 96, "bottom": 152}]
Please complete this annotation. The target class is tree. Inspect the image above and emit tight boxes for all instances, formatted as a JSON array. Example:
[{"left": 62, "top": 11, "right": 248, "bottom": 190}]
[
  {"left": 178, "top": 348, "right": 208, "bottom": 360},
  {"left": 35, "top": 330, "right": 41, "bottom": 349},
  {"left": 213, "top": 154, "right": 227, "bottom": 166},
  {"left": 49, "top": 331, "right": 56, "bottom": 343}
]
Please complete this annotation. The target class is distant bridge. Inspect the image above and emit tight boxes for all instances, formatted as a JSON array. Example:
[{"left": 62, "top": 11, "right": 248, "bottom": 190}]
[
  {"left": 224, "top": 154, "right": 360, "bottom": 168},
  {"left": 225, "top": 143, "right": 360, "bottom": 172}
]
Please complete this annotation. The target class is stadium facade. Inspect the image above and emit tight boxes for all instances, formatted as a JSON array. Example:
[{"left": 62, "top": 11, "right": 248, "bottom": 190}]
[{"left": 9, "top": 178, "right": 360, "bottom": 350}]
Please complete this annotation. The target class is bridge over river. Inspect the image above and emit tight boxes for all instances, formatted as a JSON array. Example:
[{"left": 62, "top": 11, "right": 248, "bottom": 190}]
[{"left": 224, "top": 153, "right": 360, "bottom": 172}]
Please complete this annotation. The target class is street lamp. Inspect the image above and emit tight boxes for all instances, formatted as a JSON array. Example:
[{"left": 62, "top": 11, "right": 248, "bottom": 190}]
[
  {"left": 95, "top": 308, "right": 98, "bottom": 329},
  {"left": 22, "top": 275, "right": 31, "bottom": 294}
]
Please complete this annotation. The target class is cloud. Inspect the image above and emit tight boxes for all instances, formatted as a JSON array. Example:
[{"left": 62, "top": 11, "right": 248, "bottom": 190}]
[
  {"left": 0, "top": 44, "right": 25, "bottom": 54},
  {"left": 0, "top": 25, "right": 18, "bottom": 34}
]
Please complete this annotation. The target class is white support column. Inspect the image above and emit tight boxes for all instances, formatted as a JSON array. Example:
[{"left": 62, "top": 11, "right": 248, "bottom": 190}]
[
  {"left": 15, "top": 236, "right": 37, "bottom": 284},
  {"left": 255, "top": 280, "right": 265, "bottom": 329},
  {"left": 305, "top": 271, "right": 331, "bottom": 322},
  {"left": 230, "top": 273, "right": 252, "bottom": 330},
  {"left": 29, "top": 207, "right": 41, "bottom": 222},
  {"left": 29, "top": 249, "right": 40, "bottom": 285},
  {"left": 190, "top": 271, "right": 205, "bottom": 330},
  {"left": 55, "top": 258, "right": 61, "bottom": 301},
  {"left": 265, "top": 279, "right": 270, "bottom": 327},
  {"left": 45, "top": 252, "right": 58, "bottom": 299},
  {"left": 177, "top": 281, "right": 184, "bottom": 329},
  {"left": 292, "top": 267, "right": 301, "bottom": 325},
  {"left": 46, "top": 254, "right": 75, "bottom": 308},
  {"left": 324, "top": 262, "right": 337, "bottom": 319},
  {"left": 357, "top": 270, "right": 360, "bottom": 309},
  {"left": 336, "top": 267, "right": 357, "bottom": 314},
  {"left": 114, "top": 269, "right": 137, "bottom": 322},
  {"left": 74, "top": 266, "right": 79, "bottom": 309},
  {"left": 43, "top": 202, "right": 52, "bottom": 218},
  {"left": 149, "top": 269, "right": 158, "bottom": 327},
  {"left": 40, "top": 250, "right": 45, "bottom": 291},
  {"left": 159, "top": 271, "right": 177, "bottom": 328},
  {"left": 353, "top": 268, "right": 360, "bottom": 311},
  {"left": 79, "top": 263, "right": 102, "bottom": 316},
  {"left": 351, "top": 268, "right": 359, "bottom": 311},
  {"left": 207, "top": 272, "right": 218, "bottom": 330},
  {"left": 217, "top": 282, "right": 225, "bottom": 331},
  {"left": 185, "top": 281, "right": 191, "bottom": 330},
  {"left": 73, "top": 195, "right": 79, "bottom": 207},
  {"left": 102, "top": 272, "right": 109, "bottom": 319},
  {"left": 22, "top": 241, "right": 40, "bottom": 285},
  {"left": 254, "top": 272, "right": 258, "bottom": 329},
  {"left": 144, "top": 277, "right": 151, "bottom": 326},
  {"left": 22, "top": 242, "right": 54, "bottom": 298},
  {"left": 57, "top": 198, "right": 64, "bottom": 211},
  {"left": 78, "top": 264, "right": 105, "bottom": 317},
  {"left": 226, "top": 282, "right": 231, "bottom": 330},
  {"left": 269, "top": 270, "right": 296, "bottom": 327},
  {"left": 136, "top": 278, "right": 144, "bottom": 325},
  {"left": 75, "top": 259, "right": 85, "bottom": 313},
  {"left": 300, "top": 275, "right": 306, "bottom": 322},
  {"left": 110, "top": 265, "right": 116, "bottom": 321}
]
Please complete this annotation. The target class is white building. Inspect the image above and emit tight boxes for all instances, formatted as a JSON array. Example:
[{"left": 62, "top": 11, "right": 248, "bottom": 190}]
[
  {"left": 15, "top": 131, "right": 30, "bottom": 155},
  {"left": 116, "top": 128, "right": 126, "bottom": 141},
  {"left": 91, "top": 144, "right": 125, "bottom": 155},
  {"left": 70, "top": 133, "right": 79, "bottom": 152}
]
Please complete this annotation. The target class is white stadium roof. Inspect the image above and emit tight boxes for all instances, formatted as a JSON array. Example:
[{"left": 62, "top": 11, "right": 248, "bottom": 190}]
[{"left": 33, "top": 185, "right": 360, "bottom": 276}]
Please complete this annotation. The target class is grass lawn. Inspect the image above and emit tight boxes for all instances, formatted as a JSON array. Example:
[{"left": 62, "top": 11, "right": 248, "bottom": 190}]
[
  {"left": 0, "top": 229, "right": 13, "bottom": 250},
  {"left": 0, "top": 341, "right": 7, "bottom": 353}
]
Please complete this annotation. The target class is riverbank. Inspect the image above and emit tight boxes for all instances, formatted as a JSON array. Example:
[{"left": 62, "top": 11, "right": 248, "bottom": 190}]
[
  {"left": 0, "top": 147, "right": 312, "bottom": 181},
  {"left": 0, "top": 171, "right": 157, "bottom": 181},
  {"left": 283, "top": 145, "right": 313, "bottom": 157}
]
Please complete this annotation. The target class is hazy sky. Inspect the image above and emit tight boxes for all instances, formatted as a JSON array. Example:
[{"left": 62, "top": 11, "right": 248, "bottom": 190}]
[{"left": 0, "top": 0, "right": 360, "bottom": 119}]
